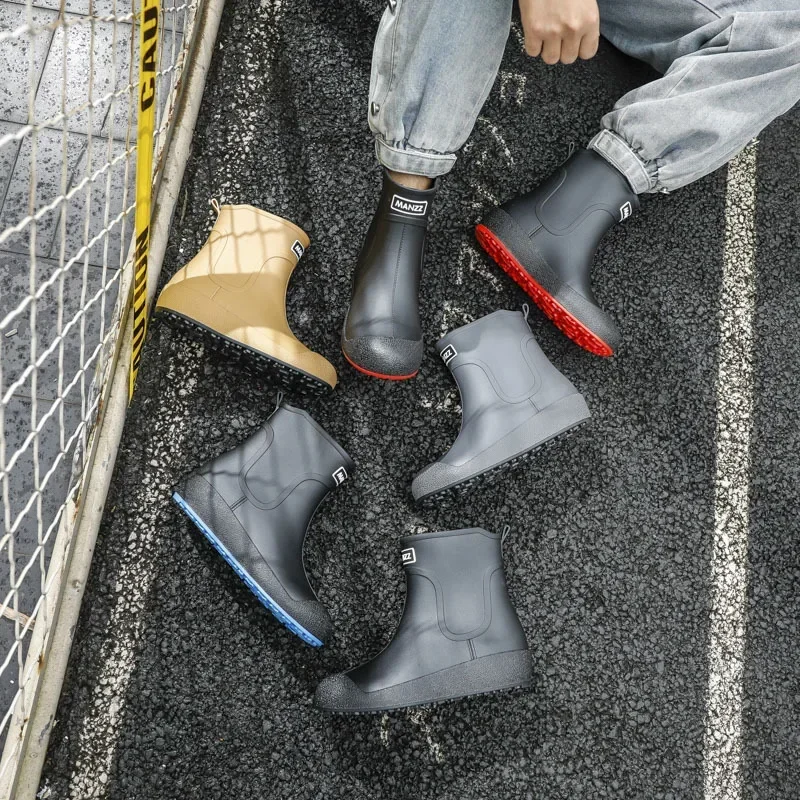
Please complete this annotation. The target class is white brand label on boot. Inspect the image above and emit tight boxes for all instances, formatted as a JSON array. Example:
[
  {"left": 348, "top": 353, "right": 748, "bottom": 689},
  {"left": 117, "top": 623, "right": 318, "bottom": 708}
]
[
  {"left": 440, "top": 344, "right": 457, "bottom": 365},
  {"left": 619, "top": 201, "right": 632, "bottom": 222},
  {"left": 390, "top": 195, "right": 428, "bottom": 216},
  {"left": 291, "top": 240, "right": 305, "bottom": 260},
  {"left": 401, "top": 547, "right": 416, "bottom": 565},
  {"left": 332, "top": 466, "right": 348, "bottom": 485}
]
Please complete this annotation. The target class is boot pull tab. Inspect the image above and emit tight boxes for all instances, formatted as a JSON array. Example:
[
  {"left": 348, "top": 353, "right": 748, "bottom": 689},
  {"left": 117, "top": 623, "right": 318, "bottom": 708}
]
[
  {"left": 273, "top": 390, "right": 284, "bottom": 415},
  {"left": 566, "top": 141, "right": 576, "bottom": 160},
  {"left": 501, "top": 524, "right": 511, "bottom": 545},
  {"left": 209, "top": 197, "right": 221, "bottom": 216},
  {"left": 521, "top": 303, "right": 530, "bottom": 323}
]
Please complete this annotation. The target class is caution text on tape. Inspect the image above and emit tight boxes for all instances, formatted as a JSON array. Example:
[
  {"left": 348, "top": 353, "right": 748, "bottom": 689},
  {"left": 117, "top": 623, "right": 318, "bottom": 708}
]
[{"left": 129, "top": 0, "right": 159, "bottom": 399}]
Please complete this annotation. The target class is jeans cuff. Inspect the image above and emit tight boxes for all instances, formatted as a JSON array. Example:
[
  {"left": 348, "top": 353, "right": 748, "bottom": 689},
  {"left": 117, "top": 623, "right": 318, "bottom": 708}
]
[
  {"left": 589, "top": 129, "right": 656, "bottom": 194},
  {"left": 374, "top": 137, "right": 457, "bottom": 178}
]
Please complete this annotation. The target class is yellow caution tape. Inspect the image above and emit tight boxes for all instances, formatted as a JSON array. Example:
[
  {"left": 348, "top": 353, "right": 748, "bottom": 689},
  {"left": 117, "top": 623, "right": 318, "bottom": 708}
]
[{"left": 129, "top": 0, "right": 160, "bottom": 399}]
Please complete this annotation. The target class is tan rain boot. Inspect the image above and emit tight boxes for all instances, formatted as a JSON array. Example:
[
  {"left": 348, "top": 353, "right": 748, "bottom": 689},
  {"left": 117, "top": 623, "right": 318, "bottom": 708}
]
[{"left": 156, "top": 203, "right": 337, "bottom": 393}]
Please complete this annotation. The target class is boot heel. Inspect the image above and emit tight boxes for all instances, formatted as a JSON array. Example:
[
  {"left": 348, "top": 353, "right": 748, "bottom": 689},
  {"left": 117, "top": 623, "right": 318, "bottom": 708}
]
[
  {"left": 455, "top": 649, "right": 533, "bottom": 696},
  {"left": 529, "top": 392, "right": 591, "bottom": 442},
  {"left": 476, "top": 215, "right": 618, "bottom": 357}
]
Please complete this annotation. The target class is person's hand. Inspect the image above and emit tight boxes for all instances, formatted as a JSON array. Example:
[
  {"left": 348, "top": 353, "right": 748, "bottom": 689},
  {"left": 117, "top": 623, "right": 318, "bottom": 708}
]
[{"left": 519, "top": 0, "right": 600, "bottom": 65}]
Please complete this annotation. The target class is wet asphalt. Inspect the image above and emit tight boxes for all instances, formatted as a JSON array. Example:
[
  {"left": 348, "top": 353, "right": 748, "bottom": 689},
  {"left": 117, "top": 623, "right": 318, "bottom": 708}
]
[{"left": 40, "top": 1, "right": 800, "bottom": 798}]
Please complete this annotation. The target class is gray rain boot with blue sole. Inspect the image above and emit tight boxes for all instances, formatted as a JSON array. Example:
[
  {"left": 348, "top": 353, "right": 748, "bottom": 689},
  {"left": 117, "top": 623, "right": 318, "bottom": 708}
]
[{"left": 173, "top": 402, "right": 354, "bottom": 647}]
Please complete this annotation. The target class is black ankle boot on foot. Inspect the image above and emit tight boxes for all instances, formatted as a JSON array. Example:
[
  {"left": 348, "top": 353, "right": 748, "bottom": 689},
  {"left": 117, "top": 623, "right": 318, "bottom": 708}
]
[
  {"left": 314, "top": 528, "right": 531, "bottom": 713},
  {"left": 476, "top": 148, "right": 638, "bottom": 356},
  {"left": 342, "top": 171, "right": 436, "bottom": 380}
]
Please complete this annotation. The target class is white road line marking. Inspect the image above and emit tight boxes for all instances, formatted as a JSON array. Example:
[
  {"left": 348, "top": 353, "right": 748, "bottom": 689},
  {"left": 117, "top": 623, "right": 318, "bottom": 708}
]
[
  {"left": 477, "top": 117, "right": 514, "bottom": 164},
  {"left": 408, "top": 709, "right": 444, "bottom": 764},
  {"left": 703, "top": 142, "right": 758, "bottom": 800},
  {"left": 510, "top": 20, "right": 525, "bottom": 52},
  {"left": 454, "top": 241, "right": 503, "bottom": 291},
  {"left": 379, "top": 713, "right": 390, "bottom": 746},
  {"left": 438, "top": 300, "right": 473, "bottom": 338},
  {"left": 499, "top": 70, "right": 527, "bottom": 106},
  {"left": 67, "top": 347, "right": 201, "bottom": 799}
]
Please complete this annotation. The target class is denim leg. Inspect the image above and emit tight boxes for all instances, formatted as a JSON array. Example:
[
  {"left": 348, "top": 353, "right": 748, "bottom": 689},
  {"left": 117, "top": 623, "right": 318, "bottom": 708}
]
[
  {"left": 369, "top": 0, "right": 513, "bottom": 178},
  {"left": 591, "top": 0, "right": 800, "bottom": 193}
]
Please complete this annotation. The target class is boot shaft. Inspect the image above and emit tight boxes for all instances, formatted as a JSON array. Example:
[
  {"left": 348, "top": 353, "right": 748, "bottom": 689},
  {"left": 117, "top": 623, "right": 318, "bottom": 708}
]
[
  {"left": 399, "top": 528, "right": 515, "bottom": 640},
  {"left": 170, "top": 205, "right": 309, "bottom": 334},
  {"left": 185, "top": 204, "right": 309, "bottom": 287},
  {"left": 350, "top": 172, "right": 437, "bottom": 336},
  {"left": 437, "top": 310, "right": 578, "bottom": 418},
  {"left": 358, "top": 172, "right": 435, "bottom": 276},
  {"left": 197, "top": 403, "right": 353, "bottom": 542},
  {"left": 342, "top": 171, "right": 436, "bottom": 377},
  {"left": 506, "top": 149, "right": 638, "bottom": 238},
  {"left": 375, "top": 171, "right": 435, "bottom": 228},
  {"left": 504, "top": 149, "right": 639, "bottom": 296}
]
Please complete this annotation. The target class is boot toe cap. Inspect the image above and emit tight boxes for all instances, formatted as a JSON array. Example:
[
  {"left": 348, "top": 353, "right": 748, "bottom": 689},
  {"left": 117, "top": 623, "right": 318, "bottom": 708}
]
[
  {"left": 314, "top": 673, "right": 366, "bottom": 712},
  {"left": 342, "top": 333, "right": 422, "bottom": 379},
  {"left": 288, "top": 599, "right": 333, "bottom": 645},
  {"left": 411, "top": 461, "right": 458, "bottom": 503}
]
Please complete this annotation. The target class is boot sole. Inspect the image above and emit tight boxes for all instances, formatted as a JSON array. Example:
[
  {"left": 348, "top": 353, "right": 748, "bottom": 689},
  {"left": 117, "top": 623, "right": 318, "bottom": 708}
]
[
  {"left": 475, "top": 214, "right": 617, "bottom": 357},
  {"left": 342, "top": 350, "right": 418, "bottom": 381},
  {"left": 315, "top": 649, "right": 532, "bottom": 714},
  {"left": 413, "top": 393, "right": 590, "bottom": 505},
  {"left": 172, "top": 490, "right": 324, "bottom": 648},
  {"left": 155, "top": 308, "right": 334, "bottom": 396}
]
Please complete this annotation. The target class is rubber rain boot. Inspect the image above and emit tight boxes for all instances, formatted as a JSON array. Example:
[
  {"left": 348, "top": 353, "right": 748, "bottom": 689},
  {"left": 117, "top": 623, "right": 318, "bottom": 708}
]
[
  {"left": 476, "top": 148, "right": 639, "bottom": 357},
  {"left": 156, "top": 203, "right": 337, "bottom": 394},
  {"left": 314, "top": 528, "right": 531, "bottom": 713},
  {"left": 341, "top": 171, "right": 436, "bottom": 380},
  {"left": 172, "top": 402, "right": 354, "bottom": 647},
  {"left": 411, "top": 309, "right": 590, "bottom": 504}
]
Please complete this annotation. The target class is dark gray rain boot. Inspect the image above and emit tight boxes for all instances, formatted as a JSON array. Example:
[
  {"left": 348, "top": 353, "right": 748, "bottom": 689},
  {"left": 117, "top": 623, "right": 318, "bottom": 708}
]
[
  {"left": 314, "top": 528, "right": 531, "bottom": 713},
  {"left": 476, "top": 148, "right": 639, "bottom": 356},
  {"left": 411, "top": 309, "right": 590, "bottom": 504},
  {"left": 341, "top": 170, "right": 436, "bottom": 380},
  {"left": 172, "top": 402, "right": 354, "bottom": 647}
]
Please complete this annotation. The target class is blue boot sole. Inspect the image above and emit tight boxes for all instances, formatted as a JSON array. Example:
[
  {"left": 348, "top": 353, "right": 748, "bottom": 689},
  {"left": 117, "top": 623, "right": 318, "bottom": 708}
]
[{"left": 172, "top": 491, "right": 323, "bottom": 647}]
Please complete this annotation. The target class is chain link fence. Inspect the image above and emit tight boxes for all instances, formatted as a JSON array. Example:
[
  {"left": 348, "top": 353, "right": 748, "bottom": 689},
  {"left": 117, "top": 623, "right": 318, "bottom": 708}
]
[{"left": 0, "top": 0, "right": 216, "bottom": 792}]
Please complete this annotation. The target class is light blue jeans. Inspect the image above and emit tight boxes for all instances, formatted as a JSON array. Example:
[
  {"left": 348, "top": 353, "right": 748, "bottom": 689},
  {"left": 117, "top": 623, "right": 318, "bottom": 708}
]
[{"left": 368, "top": 0, "right": 800, "bottom": 193}]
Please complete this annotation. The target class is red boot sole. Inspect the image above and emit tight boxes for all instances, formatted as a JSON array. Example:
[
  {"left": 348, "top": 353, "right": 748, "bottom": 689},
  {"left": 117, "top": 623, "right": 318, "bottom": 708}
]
[
  {"left": 475, "top": 223, "right": 614, "bottom": 357},
  {"left": 343, "top": 350, "right": 418, "bottom": 381}
]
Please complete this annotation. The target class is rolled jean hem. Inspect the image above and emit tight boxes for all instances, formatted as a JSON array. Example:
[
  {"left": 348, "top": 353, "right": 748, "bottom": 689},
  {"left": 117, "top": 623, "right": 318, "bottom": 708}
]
[
  {"left": 589, "top": 129, "right": 656, "bottom": 194},
  {"left": 374, "top": 137, "right": 457, "bottom": 178}
]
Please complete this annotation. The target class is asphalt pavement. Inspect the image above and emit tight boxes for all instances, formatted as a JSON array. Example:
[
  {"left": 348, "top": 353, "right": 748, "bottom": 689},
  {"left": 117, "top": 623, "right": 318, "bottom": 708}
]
[{"left": 40, "top": 1, "right": 800, "bottom": 798}]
